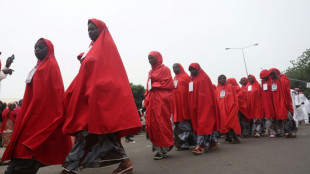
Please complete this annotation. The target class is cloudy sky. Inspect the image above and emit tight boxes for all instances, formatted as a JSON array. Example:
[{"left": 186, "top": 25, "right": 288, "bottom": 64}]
[{"left": 0, "top": 0, "right": 309, "bottom": 98}]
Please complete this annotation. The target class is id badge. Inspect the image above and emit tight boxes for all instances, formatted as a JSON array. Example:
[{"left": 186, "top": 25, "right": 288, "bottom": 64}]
[
  {"left": 174, "top": 80, "right": 178, "bottom": 88},
  {"left": 272, "top": 83, "right": 277, "bottom": 91},
  {"left": 220, "top": 90, "right": 226, "bottom": 98},
  {"left": 189, "top": 81, "right": 193, "bottom": 92},
  {"left": 248, "top": 85, "right": 252, "bottom": 92},
  {"left": 148, "top": 79, "right": 152, "bottom": 91},
  {"left": 25, "top": 67, "right": 37, "bottom": 83},
  {"left": 263, "top": 83, "right": 268, "bottom": 91}
]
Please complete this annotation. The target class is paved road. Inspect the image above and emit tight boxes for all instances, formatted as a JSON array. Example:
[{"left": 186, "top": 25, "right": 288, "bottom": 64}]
[{"left": 1, "top": 125, "right": 310, "bottom": 174}]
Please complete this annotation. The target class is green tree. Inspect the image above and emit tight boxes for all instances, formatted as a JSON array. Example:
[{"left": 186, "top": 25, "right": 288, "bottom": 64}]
[
  {"left": 130, "top": 83, "right": 145, "bottom": 109},
  {"left": 284, "top": 49, "right": 310, "bottom": 97}
]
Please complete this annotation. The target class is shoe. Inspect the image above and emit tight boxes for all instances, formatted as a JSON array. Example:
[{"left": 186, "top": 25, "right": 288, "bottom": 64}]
[
  {"left": 291, "top": 133, "right": 297, "bottom": 138},
  {"left": 254, "top": 133, "right": 261, "bottom": 138},
  {"left": 209, "top": 142, "right": 220, "bottom": 150},
  {"left": 269, "top": 134, "right": 276, "bottom": 138},
  {"left": 192, "top": 146, "right": 204, "bottom": 155},
  {"left": 111, "top": 159, "right": 133, "bottom": 174},
  {"left": 153, "top": 152, "right": 167, "bottom": 160}
]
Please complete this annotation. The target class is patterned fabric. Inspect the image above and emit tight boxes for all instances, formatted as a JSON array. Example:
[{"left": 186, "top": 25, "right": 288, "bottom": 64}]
[
  {"left": 2, "top": 119, "right": 14, "bottom": 147},
  {"left": 266, "top": 118, "right": 278, "bottom": 135},
  {"left": 196, "top": 132, "right": 218, "bottom": 147},
  {"left": 173, "top": 120, "right": 197, "bottom": 148},
  {"left": 62, "top": 131, "right": 127, "bottom": 173},
  {"left": 276, "top": 112, "right": 297, "bottom": 135},
  {"left": 238, "top": 112, "right": 250, "bottom": 137},
  {"left": 252, "top": 118, "right": 262, "bottom": 135}
]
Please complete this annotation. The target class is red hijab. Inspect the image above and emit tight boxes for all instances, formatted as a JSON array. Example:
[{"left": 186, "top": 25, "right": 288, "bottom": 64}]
[
  {"left": 144, "top": 51, "right": 174, "bottom": 147},
  {"left": 188, "top": 63, "right": 220, "bottom": 135},
  {"left": 246, "top": 74, "right": 263, "bottom": 119},
  {"left": 268, "top": 68, "right": 294, "bottom": 120},
  {"left": 215, "top": 80, "right": 241, "bottom": 135},
  {"left": 2, "top": 38, "right": 72, "bottom": 164},
  {"left": 260, "top": 69, "right": 275, "bottom": 119},
  {"left": 227, "top": 78, "right": 240, "bottom": 93},
  {"left": 62, "top": 19, "right": 141, "bottom": 136},
  {"left": 172, "top": 63, "right": 191, "bottom": 122}
]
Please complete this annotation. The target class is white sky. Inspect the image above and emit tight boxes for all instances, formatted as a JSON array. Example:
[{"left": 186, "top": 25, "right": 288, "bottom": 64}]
[{"left": 0, "top": 0, "right": 309, "bottom": 98}]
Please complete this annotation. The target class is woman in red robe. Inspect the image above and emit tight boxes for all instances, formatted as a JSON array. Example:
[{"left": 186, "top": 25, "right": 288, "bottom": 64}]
[
  {"left": 2, "top": 38, "right": 72, "bottom": 174},
  {"left": 61, "top": 19, "right": 141, "bottom": 174},
  {"left": 188, "top": 63, "right": 219, "bottom": 155},
  {"left": 171, "top": 63, "right": 196, "bottom": 150},
  {"left": 216, "top": 75, "right": 241, "bottom": 144},
  {"left": 246, "top": 74, "right": 264, "bottom": 137},
  {"left": 260, "top": 69, "right": 278, "bottom": 138},
  {"left": 144, "top": 51, "right": 174, "bottom": 160},
  {"left": 238, "top": 77, "right": 251, "bottom": 137},
  {"left": 269, "top": 68, "right": 296, "bottom": 138}
]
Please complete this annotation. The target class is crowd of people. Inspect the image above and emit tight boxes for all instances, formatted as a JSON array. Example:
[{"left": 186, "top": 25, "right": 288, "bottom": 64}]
[
  {"left": 143, "top": 51, "right": 310, "bottom": 160},
  {"left": 0, "top": 18, "right": 309, "bottom": 174}
]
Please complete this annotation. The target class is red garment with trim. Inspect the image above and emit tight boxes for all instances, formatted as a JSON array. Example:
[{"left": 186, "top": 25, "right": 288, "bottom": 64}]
[
  {"left": 172, "top": 63, "right": 191, "bottom": 122},
  {"left": 1, "top": 109, "right": 16, "bottom": 133},
  {"left": 144, "top": 51, "right": 174, "bottom": 147},
  {"left": 246, "top": 75, "right": 264, "bottom": 119},
  {"left": 269, "top": 68, "right": 294, "bottom": 120},
  {"left": 2, "top": 38, "right": 72, "bottom": 164},
  {"left": 216, "top": 83, "right": 241, "bottom": 134},
  {"left": 62, "top": 19, "right": 141, "bottom": 137},
  {"left": 237, "top": 80, "right": 250, "bottom": 121},
  {"left": 260, "top": 70, "right": 276, "bottom": 119},
  {"left": 188, "top": 63, "right": 219, "bottom": 135}
]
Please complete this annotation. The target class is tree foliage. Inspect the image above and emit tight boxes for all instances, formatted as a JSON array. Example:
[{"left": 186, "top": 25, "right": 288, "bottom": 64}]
[
  {"left": 130, "top": 83, "right": 145, "bottom": 109},
  {"left": 284, "top": 49, "right": 310, "bottom": 97}
]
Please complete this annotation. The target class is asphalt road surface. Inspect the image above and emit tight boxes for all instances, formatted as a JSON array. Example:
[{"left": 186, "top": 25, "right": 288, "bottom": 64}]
[{"left": 1, "top": 125, "right": 310, "bottom": 174}]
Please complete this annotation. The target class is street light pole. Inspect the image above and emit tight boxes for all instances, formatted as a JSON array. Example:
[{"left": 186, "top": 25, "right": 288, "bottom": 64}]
[{"left": 226, "top": 43, "right": 259, "bottom": 77}]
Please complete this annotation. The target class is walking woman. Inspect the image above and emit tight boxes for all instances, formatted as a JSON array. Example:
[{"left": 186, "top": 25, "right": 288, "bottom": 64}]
[
  {"left": 61, "top": 19, "right": 141, "bottom": 174},
  {"left": 144, "top": 51, "right": 174, "bottom": 160},
  {"left": 216, "top": 75, "right": 241, "bottom": 143},
  {"left": 188, "top": 63, "right": 219, "bottom": 155},
  {"left": 2, "top": 38, "right": 72, "bottom": 174},
  {"left": 247, "top": 74, "right": 264, "bottom": 137},
  {"left": 171, "top": 63, "right": 196, "bottom": 150}
]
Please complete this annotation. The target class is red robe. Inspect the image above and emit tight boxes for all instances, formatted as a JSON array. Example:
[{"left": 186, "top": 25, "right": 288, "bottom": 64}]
[
  {"left": 246, "top": 75, "right": 264, "bottom": 119},
  {"left": 2, "top": 38, "right": 72, "bottom": 164},
  {"left": 269, "top": 68, "right": 294, "bottom": 120},
  {"left": 62, "top": 19, "right": 141, "bottom": 137},
  {"left": 188, "top": 63, "right": 219, "bottom": 135},
  {"left": 260, "top": 69, "right": 276, "bottom": 119},
  {"left": 216, "top": 83, "right": 241, "bottom": 135},
  {"left": 227, "top": 78, "right": 241, "bottom": 94},
  {"left": 172, "top": 63, "right": 191, "bottom": 122},
  {"left": 237, "top": 81, "right": 250, "bottom": 121},
  {"left": 144, "top": 51, "right": 174, "bottom": 147}
]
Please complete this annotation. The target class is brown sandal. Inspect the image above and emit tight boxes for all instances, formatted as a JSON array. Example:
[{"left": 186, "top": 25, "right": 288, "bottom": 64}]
[{"left": 192, "top": 146, "right": 204, "bottom": 155}]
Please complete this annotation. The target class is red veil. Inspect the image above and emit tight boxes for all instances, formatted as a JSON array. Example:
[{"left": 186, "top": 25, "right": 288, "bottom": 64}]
[
  {"left": 268, "top": 68, "right": 294, "bottom": 120},
  {"left": 260, "top": 69, "right": 275, "bottom": 119},
  {"left": 172, "top": 63, "right": 191, "bottom": 122},
  {"left": 144, "top": 51, "right": 174, "bottom": 147},
  {"left": 62, "top": 19, "right": 141, "bottom": 137},
  {"left": 216, "top": 82, "right": 241, "bottom": 135},
  {"left": 188, "top": 63, "right": 219, "bottom": 135},
  {"left": 2, "top": 38, "right": 72, "bottom": 164},
  {"left": 246, "top": 75, "right": 263, "bottom": 119}
]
